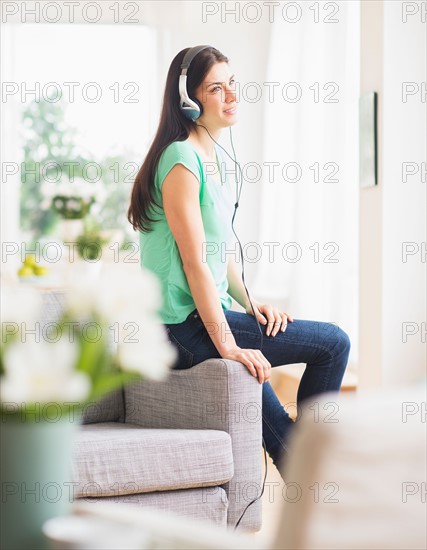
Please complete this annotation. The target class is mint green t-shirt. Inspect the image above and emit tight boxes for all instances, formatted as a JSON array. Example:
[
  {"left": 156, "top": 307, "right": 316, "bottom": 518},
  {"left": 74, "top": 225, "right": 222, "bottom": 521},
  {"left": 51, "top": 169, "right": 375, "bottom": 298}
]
[{"left": 139, "top": 139, "right": 234, "bottom": 324}]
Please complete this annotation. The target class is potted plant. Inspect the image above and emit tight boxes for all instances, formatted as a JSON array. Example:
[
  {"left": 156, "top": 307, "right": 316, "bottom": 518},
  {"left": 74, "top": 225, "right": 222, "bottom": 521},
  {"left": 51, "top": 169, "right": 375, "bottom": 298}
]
[
  {"left": 0, "top": 264, "right": 176, "bottom": 549},
  {"left": 41, "top": 177, "right": 106, "bottom": 243},
  {"left": 76, "top": 231, "right": 107, "bottom": 261},
  {"left": 74, "top": 219, "right": 109, "bottom": 280}
]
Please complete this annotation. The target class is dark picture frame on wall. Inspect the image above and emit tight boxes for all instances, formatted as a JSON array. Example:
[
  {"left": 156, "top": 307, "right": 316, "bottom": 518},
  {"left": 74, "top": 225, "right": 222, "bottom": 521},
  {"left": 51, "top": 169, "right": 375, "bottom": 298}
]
[{"left": 359, "top": 91, "right": 378, "bottom": 188}]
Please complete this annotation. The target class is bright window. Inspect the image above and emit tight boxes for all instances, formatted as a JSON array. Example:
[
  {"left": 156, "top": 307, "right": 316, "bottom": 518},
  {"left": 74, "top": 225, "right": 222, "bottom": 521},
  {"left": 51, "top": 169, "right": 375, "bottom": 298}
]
[{"left": 2, "top": 23, "right": 157, "bottom": 246}]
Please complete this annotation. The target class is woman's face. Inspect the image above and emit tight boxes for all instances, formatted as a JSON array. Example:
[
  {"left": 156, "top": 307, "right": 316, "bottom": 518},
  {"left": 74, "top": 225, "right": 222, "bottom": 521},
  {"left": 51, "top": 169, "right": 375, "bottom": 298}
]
[{"left": 194, "top": 62, "right": 238, "bottom": 129}]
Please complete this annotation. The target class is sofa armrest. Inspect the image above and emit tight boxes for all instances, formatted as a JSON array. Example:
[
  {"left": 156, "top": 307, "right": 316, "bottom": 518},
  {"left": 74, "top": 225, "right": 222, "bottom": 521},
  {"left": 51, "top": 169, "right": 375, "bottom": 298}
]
[{"left": 124, "top": 359, "right": 263, "bottom": 532}]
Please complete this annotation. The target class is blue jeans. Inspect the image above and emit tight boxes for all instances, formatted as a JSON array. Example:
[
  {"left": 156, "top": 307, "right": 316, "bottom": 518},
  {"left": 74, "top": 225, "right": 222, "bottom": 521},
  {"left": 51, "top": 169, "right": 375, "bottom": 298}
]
[{"left": 165, "top": 308, "right": 351, "bottom": 476}]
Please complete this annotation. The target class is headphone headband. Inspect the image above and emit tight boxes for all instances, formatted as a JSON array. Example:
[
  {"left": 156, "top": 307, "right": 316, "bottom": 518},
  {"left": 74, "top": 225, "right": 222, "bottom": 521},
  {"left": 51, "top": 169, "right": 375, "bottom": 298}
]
[{"left": 181, "top": 45, "right": 211, "bottom": 72}]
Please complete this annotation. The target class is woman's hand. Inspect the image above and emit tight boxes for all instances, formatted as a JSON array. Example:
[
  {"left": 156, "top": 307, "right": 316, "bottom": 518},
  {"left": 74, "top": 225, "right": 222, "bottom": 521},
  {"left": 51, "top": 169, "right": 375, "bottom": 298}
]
[
  {"left": 220, "top": 345, "right": 271, "bottom": 384},
  {"left": 245, "top": 300, "right": 293, "bottom": 337}
]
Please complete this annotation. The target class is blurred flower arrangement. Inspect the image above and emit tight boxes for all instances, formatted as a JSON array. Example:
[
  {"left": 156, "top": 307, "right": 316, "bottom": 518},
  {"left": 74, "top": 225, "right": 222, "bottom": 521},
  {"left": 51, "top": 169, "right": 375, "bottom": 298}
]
[
  {"left": 1, "top": 264, "right": 176, "bottom": 413},
  {"left": 1, "top": 263, "right": 175, "bottom": 549},
  {"left": 41, "top": 176, "right": 106, "bottom": 220}
]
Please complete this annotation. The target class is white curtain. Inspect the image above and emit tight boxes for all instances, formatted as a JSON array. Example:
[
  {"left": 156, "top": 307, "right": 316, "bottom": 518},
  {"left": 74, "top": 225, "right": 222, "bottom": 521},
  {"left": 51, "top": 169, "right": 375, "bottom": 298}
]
[{"left": 250, "top": 1, "right": 360, "bottom": 366}]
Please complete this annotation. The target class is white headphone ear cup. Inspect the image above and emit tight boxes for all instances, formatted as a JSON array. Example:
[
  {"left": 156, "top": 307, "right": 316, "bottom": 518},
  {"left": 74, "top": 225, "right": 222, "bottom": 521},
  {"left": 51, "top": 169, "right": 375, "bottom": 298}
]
[
  {"left": 181, "top": 98, "right": 203, "bottom": 121},
  {"left": 179, "top": 46, "right": 211, "bottom": 121}
]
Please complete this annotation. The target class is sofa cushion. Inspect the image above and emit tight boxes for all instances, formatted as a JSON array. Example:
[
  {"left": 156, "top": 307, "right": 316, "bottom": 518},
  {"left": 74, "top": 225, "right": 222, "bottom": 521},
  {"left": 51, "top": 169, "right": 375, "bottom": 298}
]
[
  {"left": 78, "top": 487, "right": 229, "bottom": 526},
  {"left": 72, "top": 423, "right": 234, "bottom": 497}
]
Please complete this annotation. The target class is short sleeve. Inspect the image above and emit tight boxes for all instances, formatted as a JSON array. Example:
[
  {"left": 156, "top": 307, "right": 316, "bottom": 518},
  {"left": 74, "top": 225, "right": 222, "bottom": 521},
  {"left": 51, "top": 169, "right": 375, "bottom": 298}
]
[{"left": 156, "top": 141, "right": 202, "bottom": 192}]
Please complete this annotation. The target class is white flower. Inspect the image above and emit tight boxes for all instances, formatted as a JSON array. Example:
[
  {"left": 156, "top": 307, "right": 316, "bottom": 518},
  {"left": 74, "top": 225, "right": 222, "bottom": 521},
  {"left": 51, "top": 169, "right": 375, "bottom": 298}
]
[
  {"left": 116, "top": 320, "right": 176, "bottom": 381},
  {"left": 1, "top": 285, "right": 43, "bottom": 328},
  {"left": 42, "top": 176, "right": 104, "bottom": 204},
  {"left": 63, "top": 263, "right": 163, "bottom": 322},
  {"left": 62, "top": 263, "right": 176, "bottom": 379},
  {"left": 66, "top": 199, "right": 81, "bottom": 210},
  {"left": 0, "top": 263, "right": 174, "bottom": 409},
  {"left": 1, "top": 337, "right": 90, "bottom": 405}
]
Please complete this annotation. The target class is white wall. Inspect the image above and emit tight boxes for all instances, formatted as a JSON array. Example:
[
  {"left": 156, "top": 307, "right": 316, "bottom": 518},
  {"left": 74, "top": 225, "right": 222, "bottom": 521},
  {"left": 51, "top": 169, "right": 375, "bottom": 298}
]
[
  {"left": 359, "top": 0, "right": 384, "bottom": 388},
  {"left": 382, "top": 0, "right": 426, "bottom": 386},
  {"left": 359, "top": 0, "right": 426, "bottom": 388}
]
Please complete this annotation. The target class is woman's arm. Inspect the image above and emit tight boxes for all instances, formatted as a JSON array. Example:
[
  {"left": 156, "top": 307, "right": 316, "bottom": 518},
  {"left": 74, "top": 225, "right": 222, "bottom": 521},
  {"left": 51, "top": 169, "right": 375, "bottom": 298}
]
[
  {"left": 226, "top": 250, "right": 293, "bottom": 336},
  {"left": 162, "top": 163, "right": 271, "bottom": 383},
  {"left": 162, "top": 164, "right": 238, "bottom": 356},
  {"left": 226, "top": 252, "right": 254, "bottom": 310}
]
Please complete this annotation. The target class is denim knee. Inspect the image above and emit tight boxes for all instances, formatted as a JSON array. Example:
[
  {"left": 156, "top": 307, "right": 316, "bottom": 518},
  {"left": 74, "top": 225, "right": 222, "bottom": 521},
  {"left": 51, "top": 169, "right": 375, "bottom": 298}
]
[
  {"left": 335, "top": 326, "right": 351, "bottom": 357},
  {"left": 321, "top": 323, "right": 351, "bottom": 357}
]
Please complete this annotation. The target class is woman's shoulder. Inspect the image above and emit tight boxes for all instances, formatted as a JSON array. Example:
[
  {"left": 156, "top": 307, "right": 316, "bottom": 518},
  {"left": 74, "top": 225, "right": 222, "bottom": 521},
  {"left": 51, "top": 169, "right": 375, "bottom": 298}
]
[
  {"left": 160, "top": 139, "right": 198, "bottom": 163},
  {"left": 156, "top": 139, "right": 202, "bottom": 187}
]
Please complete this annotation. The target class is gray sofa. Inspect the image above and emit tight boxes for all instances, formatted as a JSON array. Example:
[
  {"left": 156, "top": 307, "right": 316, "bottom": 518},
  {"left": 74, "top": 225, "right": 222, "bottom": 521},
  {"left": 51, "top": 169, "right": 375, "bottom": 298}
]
[{"left": 40, "top": 291, "right": 263, "bottom": 532}]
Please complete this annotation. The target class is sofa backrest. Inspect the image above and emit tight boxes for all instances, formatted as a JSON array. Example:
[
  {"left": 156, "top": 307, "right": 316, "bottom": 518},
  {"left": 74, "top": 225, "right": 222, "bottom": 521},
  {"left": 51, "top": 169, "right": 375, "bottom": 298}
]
[
  {"left": 40, "top": 290, "right": 125, "bottom": 424},
  {"left": 80, "top": 390, "right": 125, "bottom": 424}
]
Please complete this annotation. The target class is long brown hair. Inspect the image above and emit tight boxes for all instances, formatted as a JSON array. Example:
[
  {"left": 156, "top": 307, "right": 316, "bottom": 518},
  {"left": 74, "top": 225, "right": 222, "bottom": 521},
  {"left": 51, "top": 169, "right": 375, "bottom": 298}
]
[{"left": 127, "top": 46, "right": 229, "bottom": 233}]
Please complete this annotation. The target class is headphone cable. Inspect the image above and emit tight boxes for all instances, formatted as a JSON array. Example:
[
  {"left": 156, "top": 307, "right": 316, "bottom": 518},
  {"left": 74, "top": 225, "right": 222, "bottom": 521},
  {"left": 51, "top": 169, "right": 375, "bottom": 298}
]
[
  {"left": 234, "top": 436, "right": 268, "bottom": 531},
  {"left": 194, "top": 122, "right": 264, "bottom": 350},
  {"left": 194, "top": 122, "right": 267, "bottom": 530}
]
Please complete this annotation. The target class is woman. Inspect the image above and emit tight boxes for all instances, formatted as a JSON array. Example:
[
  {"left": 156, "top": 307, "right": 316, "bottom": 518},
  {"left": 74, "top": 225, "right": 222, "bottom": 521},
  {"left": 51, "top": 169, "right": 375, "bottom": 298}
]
[{"left": 128, "top": 45, "right": 351, "bottom": 477}]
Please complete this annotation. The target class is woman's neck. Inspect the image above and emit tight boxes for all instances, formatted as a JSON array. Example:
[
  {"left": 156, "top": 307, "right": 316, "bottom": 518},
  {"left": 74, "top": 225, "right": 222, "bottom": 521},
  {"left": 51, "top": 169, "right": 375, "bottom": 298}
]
[{"left": 188, "top": 124, "right": 221, "bottom": 159}]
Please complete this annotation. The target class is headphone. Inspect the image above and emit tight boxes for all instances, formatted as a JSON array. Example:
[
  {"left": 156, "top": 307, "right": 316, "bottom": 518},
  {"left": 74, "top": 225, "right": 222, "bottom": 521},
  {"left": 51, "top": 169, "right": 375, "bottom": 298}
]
[{"left": 179, "top": 45, "right": 212, "bottom": 121}]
